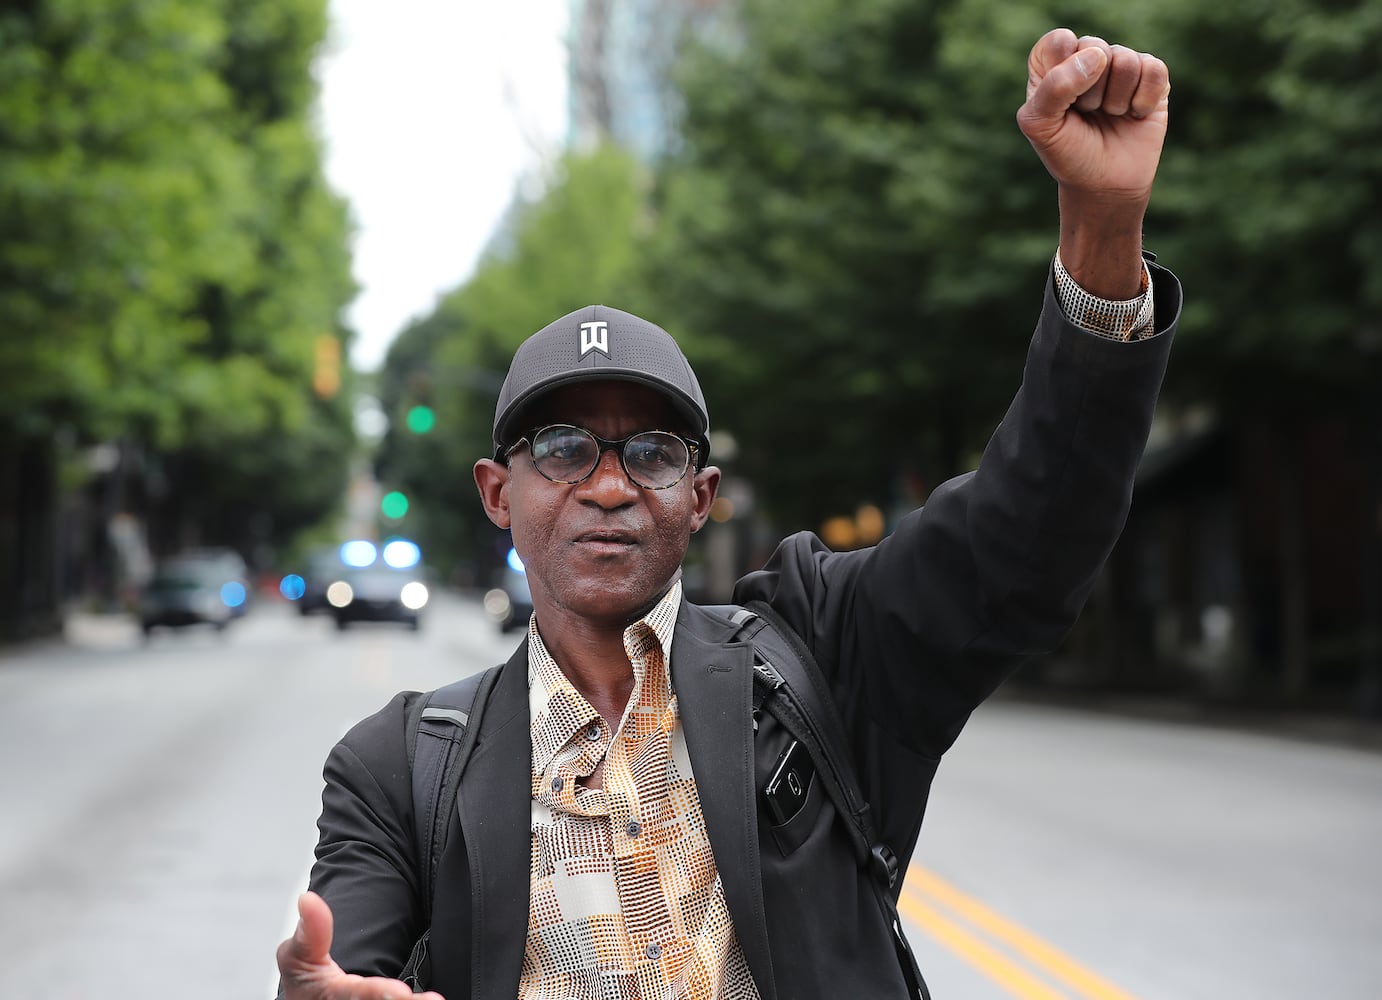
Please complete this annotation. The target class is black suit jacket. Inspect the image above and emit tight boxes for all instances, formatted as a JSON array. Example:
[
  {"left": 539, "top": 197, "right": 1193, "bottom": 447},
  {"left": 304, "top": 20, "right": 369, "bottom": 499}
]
[{"left": 303, "top": 263, "right": 1180, "bottom": 999}]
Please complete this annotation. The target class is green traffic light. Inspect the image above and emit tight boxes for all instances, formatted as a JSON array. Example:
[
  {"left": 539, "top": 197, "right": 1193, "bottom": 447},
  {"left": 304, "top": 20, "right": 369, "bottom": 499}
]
[
  {"left": 406, "top": 405, "right": 436, "bottom": 434},
  {"left": 381, "top": 490, "right": 410, "bottom": 519}
]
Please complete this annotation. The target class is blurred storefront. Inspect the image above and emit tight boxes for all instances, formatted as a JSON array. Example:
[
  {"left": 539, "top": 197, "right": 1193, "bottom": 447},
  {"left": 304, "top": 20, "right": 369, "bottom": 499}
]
[{"left": 1045, "top": 412, "right": 1382, "bottom": 716}]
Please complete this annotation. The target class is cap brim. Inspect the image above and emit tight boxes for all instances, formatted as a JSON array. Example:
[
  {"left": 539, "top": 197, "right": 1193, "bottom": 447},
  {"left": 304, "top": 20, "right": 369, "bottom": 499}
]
[{"left": 494, "top": 368, "right": 710, "bottom": 463}]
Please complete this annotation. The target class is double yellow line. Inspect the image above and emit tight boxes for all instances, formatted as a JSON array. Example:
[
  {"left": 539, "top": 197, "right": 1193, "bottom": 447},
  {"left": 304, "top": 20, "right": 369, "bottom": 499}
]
[{"left": 898, "top": 866, "right": 1143, "bottom": 1000}]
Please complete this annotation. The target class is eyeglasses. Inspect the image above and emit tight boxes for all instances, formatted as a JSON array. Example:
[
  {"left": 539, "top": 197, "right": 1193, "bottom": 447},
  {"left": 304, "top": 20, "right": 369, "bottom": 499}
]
[{"left": 505, "top": 424, "right": 698, "bottom": 490}]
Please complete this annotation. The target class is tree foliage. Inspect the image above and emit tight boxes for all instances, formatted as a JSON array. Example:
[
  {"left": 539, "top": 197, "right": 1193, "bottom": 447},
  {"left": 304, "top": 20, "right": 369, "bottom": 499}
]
[
  {"left": 641, "top": 0, "right": 1382, "bottom": 532},
  {"left": 0, "top": 0, "right": 246, "bottom": 439},
  {"left": 646, "top": 0, "right": 1067, "bottom": 530},
  {"left": 0, "top": 0, "right": 355, "bottom": 611},
  {"left": 1145, "top": 0, "right": 1382, "bottom": 412}
]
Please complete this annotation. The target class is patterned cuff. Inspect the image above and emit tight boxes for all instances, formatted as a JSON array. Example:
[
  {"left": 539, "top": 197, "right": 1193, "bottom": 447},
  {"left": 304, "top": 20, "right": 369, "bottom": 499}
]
[{"left": 1053, "top": 250, "right": 1156, "bottom": 342}]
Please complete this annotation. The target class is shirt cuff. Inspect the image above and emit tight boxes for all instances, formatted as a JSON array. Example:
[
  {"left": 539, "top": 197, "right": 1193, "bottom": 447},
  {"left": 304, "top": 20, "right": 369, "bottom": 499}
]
[{"left": 1053, "top": 249, "right": 1156, "bottom": 342}]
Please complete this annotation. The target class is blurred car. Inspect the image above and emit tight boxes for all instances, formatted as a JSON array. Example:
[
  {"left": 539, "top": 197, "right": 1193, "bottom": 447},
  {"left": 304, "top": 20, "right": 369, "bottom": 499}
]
[
  {"left": 483, "top": 564, "right": 533, "bottom": 633},
  {"left": 328, "top": 563, "right": 429, "bottom": 631},
  {"left": 297, "top": 547, "right": 346, "bottom": 616},
  {"left": 186, "top": 547, "right": 253, "bottom": 618},
  {"left": 137, "top": 552, "right": 250, "bottom": 636}
]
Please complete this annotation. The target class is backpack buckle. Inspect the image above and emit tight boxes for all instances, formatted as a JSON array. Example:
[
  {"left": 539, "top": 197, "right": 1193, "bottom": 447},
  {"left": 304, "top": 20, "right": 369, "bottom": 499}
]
[{"left": 870, "top": 843, "right": 899, "bottom": 889}]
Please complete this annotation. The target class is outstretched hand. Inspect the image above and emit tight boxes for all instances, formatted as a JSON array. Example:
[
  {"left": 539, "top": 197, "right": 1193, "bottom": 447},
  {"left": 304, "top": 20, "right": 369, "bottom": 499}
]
[{"left": 276, "top": 891, "right": 445, "bottom": 1000}]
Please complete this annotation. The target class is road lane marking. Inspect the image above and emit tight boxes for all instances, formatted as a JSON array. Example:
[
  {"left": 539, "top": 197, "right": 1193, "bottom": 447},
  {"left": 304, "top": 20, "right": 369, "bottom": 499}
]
[
  {"left": 904, "top": 865, "right": 1144, "bottom": 1000},
  {"left": 897, "top": 890, "right": 1072, "bottom": 1000}
]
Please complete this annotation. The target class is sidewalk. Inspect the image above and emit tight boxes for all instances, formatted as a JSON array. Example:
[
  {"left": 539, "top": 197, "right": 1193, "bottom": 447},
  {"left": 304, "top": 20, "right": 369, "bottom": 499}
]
[
  {"left": 62, "top": 609, "right": 142, "bottom": 651},
  {"left": 997, "top": 684, "right": 1382, "bottom": 754}
]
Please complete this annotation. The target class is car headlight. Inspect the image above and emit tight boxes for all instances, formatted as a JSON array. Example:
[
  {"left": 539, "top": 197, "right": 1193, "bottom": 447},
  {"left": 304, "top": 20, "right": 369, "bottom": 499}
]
[
  {"left": 400, "top": 581, "right": 428, "bottom": 610},
  {"left": 326, "top": 581, "right": 354, "bottom": 608},
  {"left": 483, "top": 588, "right": 511, "bottom": 621}
]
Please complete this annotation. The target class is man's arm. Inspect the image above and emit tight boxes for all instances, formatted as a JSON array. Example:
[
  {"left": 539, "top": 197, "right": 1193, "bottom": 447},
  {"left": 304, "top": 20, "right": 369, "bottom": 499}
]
[
  {"left": 735, "top": 29, "right": 1177, "bottom": 760},
  {"left": 276, "top": 696, "right": 444, "bottom": 1000}
]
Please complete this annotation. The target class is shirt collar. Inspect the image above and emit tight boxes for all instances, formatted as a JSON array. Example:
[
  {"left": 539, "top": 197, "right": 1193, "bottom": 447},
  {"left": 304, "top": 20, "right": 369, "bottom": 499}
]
[{"left": 527, "top": 581, "right": 683, "bottom": 775}]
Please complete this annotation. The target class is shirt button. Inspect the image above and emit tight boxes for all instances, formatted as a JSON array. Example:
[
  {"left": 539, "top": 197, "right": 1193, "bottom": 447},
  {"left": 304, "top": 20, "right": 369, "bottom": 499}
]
[
  {"left": 551, "top": 777, "right": 563, "bottom": 793},
  {"left": 626, "top": 820, "right": 641, "bottom": 838},
  {"left": 585, "top": 722, "right": 601, "bottom": 741},
  {"left": 645, "top": 942, "right": 661, "bottom": 960}
]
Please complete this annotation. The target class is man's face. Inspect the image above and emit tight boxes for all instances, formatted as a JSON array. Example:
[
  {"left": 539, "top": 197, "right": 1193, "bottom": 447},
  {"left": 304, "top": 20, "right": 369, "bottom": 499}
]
[{"left": 474, "top": 380, "right": 719, "bottom": 629}]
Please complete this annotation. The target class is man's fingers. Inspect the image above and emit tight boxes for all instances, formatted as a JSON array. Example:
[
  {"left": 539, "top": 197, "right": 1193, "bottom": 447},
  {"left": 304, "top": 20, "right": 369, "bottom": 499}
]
[
  {"left": 1022, "top": 43, "right": 1108, "bottom": 128},
  {"left": 1128, "top": 54, "right": 1171, "bottom": 119},
  {"left": 1072, "top": 36, "right": 1113, "bottom": 112},
  {"left": 1100, "top": 45, "right": 1143, "bottom": 117},
  {"left": 1026, "top": 27, "right": 1077, "bottom": 101},
  {"left": 294, "top": 891, "right": 335, "bottom": 962},
  {"left": 339, "top": 974, "right": 445, "bottom": 1000},
  {"left": 277, "top": 891, "right": 336, "bottom": 985},
  {"left": 275, "top": 893, "right": 447, "bottom": 1000}
]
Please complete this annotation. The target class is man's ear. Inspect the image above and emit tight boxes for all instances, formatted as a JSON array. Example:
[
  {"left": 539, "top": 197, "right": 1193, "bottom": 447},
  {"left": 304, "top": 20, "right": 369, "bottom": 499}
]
[
  {"left": 473, "top": 458, "right": 512, "bottom": 529},
  {"left": 688, "top": 465, "right": 721, "bottom": 533}
]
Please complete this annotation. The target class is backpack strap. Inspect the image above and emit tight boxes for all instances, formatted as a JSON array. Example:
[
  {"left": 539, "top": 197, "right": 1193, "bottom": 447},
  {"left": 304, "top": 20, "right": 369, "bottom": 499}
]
[
  {"left": 719, "top": 601, "right": 884, "bottom": 880},
  {"left": 406, "top": 666, "right": 502, "bottom": 913},
  {"left": 400, "top": 664, "right": 502, "bottom": 990},
  {"left": 720, "top": 600, "right": 931, "bottom": 1000}
]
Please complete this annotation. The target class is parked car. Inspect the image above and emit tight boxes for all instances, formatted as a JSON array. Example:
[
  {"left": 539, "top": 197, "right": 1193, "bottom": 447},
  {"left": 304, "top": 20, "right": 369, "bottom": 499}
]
[
  {"left": 184, "top": 547, "right": 252, "bottom": 618},
  {"left": 137, "top": 552, "right": 249, "bottom": 636},
  {"left": 328, "top": 563, "right": 429, "bottom": 631}
]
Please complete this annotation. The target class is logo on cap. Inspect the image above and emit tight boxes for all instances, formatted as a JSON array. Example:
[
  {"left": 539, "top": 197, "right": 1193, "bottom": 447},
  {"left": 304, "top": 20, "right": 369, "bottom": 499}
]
[{"left": 579, "top": 321, "right": 610, "bottom": 358}]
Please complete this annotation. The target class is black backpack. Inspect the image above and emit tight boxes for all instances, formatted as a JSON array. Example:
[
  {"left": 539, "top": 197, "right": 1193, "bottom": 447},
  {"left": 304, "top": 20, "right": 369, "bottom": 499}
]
[{"left": 400, "top": 600, "right": 930, "bottom": 999}]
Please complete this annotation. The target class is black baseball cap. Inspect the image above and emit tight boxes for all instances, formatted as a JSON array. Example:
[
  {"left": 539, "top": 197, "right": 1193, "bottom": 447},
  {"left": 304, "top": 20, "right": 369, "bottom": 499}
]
[{"left": 492, "top": 305, "right": 711, "bottom": 465}]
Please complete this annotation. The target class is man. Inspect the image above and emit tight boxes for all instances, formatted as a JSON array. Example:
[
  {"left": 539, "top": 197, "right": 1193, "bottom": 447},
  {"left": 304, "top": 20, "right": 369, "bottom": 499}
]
[{"left": 278, "top": 27, "right": 1178, "bottom": 1000}]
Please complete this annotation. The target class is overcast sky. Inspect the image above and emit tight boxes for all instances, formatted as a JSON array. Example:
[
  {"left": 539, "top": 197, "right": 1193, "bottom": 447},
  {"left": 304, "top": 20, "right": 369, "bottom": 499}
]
[{"left": 314, "top": 1, "right": 571, "bottom": 371}]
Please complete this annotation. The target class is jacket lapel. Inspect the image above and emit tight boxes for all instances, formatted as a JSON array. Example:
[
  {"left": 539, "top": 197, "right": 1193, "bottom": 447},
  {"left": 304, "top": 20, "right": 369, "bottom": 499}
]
[
  {"left": 457, "top": 642, "right": 532, "bottom": 1000},
  {"left": 672, "top": 604, "right": 778, "bottom": 1000}
]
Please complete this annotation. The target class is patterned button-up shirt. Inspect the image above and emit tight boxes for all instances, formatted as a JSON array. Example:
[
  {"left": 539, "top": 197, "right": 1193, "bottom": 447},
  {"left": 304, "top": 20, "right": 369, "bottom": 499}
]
[{"left": 520, "top": 582, "right": 758, "bottom": 1000}]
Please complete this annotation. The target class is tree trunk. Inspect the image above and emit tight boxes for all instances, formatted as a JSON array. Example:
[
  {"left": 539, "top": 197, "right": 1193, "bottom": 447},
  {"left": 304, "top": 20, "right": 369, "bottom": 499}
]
[
  {"left": 0, "top": 435, "right": 63, "bottom": 642},
  {"left": 1358, "top": 416, "right": 1382, "bottom": 718},
  {"left": 1277, "top": 429, "right": 1310, "bottom": 698}
]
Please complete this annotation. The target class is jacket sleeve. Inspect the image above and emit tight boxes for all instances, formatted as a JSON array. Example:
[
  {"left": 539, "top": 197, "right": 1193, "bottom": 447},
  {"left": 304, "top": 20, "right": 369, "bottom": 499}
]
[
  {"left": 305, "top": 691, "right": 424, "bottom": 978},
  {"left": 733, "top": 262, "right": 1180, "bottom": 761}
]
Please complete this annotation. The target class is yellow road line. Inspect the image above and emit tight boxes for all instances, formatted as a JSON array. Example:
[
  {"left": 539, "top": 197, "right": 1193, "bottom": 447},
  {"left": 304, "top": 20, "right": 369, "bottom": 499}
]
[
  {"left": 896, "top": 891, "right": 1072, "bottom": 1000},
  {"left": 904, "top": 866, "right": 1144, "bottom": 1000}
]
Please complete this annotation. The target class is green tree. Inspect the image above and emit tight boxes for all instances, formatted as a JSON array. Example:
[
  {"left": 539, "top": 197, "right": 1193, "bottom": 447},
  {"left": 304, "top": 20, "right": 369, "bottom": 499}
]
[
  {"left": 648, "top": 0, "right": 1072, "bottom": 533},
  {"left": 1148, "top": 0, "right": 1382, "bottom": 407},
  {"left": 0, "top": 0, "right": 355, "bottom": 634},
  {"left": 0, "top": 0, "right": 249, "bottom": 439},
  {"left": 140, "top": 0, "right": 355, "bottom": 564},
  {"left": 1140, "top": 0, "right": 1382, "bottom": 694}
]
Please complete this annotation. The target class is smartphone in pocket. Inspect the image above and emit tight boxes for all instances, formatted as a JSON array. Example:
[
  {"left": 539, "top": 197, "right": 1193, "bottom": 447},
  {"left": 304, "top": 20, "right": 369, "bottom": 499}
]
[{"left": 763, "top": 739, "right": 816, "bottom": 825}]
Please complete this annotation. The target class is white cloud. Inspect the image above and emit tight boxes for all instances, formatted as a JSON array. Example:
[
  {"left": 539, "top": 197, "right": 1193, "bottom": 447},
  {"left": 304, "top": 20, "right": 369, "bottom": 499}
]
[{"left": 315, "top": 0, "right": 570, "bottom": 370}]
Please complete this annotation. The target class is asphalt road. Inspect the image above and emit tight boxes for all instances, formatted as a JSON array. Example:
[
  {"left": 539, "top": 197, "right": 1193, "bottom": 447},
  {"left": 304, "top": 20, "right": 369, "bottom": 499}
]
[{"left": 1, "top": 594, "right": 1377, "bottom": 999}]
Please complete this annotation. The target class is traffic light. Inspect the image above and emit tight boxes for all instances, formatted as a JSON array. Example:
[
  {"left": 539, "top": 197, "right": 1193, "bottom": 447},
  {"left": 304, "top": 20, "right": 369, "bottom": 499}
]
[
  {"left": 313, "top": 334, "right": 341, "bottom": 398},
  {"left": 381, "top": 490, "right": 410, "bottom": 519},
  {"left": 406, "top": 404, "right": 436, "bottom": 434}
]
